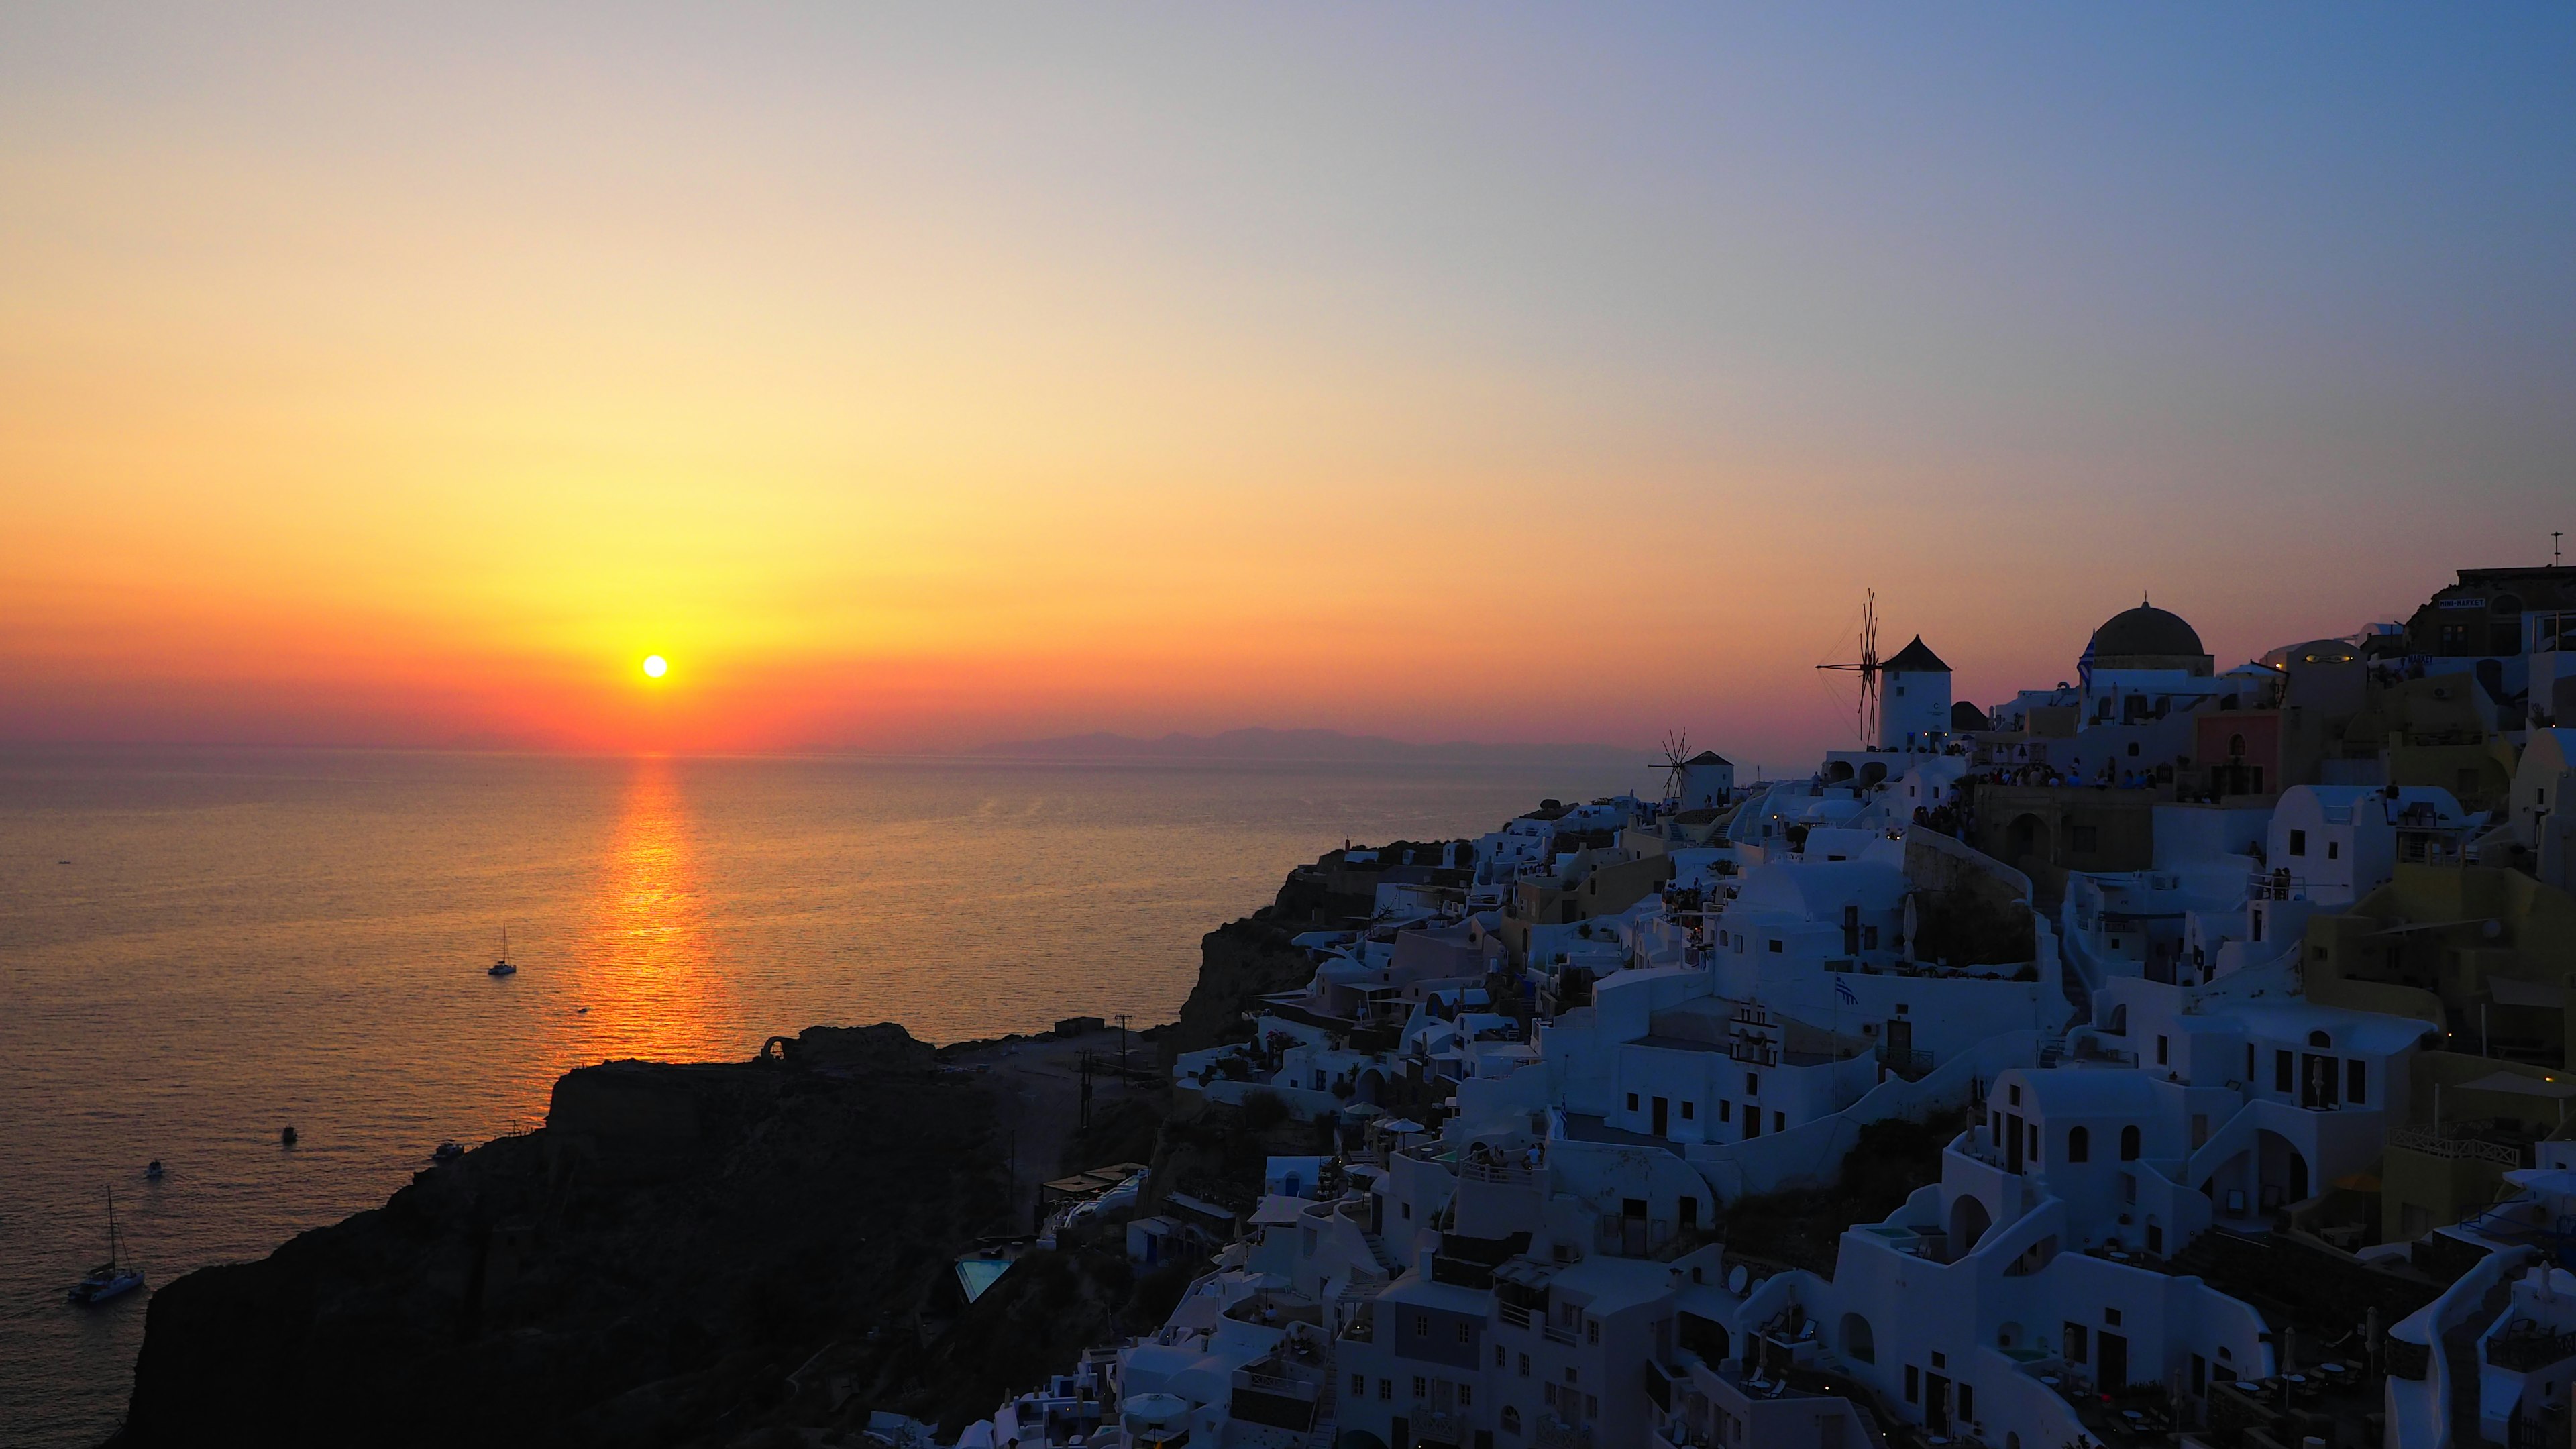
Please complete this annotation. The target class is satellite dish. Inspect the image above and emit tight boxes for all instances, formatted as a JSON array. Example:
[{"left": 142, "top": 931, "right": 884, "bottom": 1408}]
[{"left": 1726, "top": 1265, "right": 1750, "bottom": 1295}]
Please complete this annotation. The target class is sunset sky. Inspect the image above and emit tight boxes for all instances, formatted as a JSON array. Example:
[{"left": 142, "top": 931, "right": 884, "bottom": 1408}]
[{"left": 5, "top": 6, "right": 2571, "bottom": 761}]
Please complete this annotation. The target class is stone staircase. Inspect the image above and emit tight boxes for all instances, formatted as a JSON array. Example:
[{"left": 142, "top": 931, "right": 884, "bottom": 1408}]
[
  {"left": 1301, "top": 1367, "right": 1340, "bottom": 1449},
  {"left": 1362, "top": 1231, "right": 1403, "bottom": 1276}
]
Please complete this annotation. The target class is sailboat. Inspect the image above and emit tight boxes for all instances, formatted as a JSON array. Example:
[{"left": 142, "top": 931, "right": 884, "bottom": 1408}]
[
  {"left": 68, "top": 1189, "right": 144, "bottom": 1305},
  {"left": 489, "top": 923, "right": 517, "bottom": 977}
]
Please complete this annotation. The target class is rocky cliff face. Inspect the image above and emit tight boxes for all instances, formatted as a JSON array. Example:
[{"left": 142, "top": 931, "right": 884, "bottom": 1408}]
[
  {"left": 111, "top": 856, "right": 1368, "bottom": 1448},
  {"left": 112, "top": 1025, "right": 1003, "bottom": 1448}
]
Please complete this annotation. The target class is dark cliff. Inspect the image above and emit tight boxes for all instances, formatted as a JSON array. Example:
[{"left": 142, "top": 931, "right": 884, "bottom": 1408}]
[{"left": 112, "top": 1025, "right": 1006, "bottom": 1449}]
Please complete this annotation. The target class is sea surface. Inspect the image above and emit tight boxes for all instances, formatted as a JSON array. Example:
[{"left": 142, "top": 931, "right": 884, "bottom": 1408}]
[{"left": 0, "top": 746, "right": 1648, "bottom": 1446}]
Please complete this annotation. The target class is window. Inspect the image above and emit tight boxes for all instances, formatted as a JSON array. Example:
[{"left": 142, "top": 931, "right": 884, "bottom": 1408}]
[
  {"left": 1502, "top": 1408, "right": 1521, "bottom": 1436},
  {"left": 2065, "top": 1323, "right": 2089, "bottom": 1363},
  {"left": 1458, "top": 1323, "right": 1472, "bottom": 1344},
  {"left": 1518, "top": 1353, "right": 1530, "bottom": 1377},
  {"left": 2275, "top": 1050, "right": 2294, "bottom": 1093},
  {"left": 1459, "top": 1385, "right": 1473, "bottom": 1408},
  {"left": 2348, "top": 1059, "right": 2367, "bottom": 1104},
  {"left": 2028, "top": 1122, "right": 2040, "bottom": 1159},
  {"left": 1776, "top": 1111, "right": 1787, "bottom": 1133},
  {"left": 1864, "top": 926, "right": 1880, "bottom": 949},
  {"left": 1681, "top": 1100, "right": 1695, "bottom": 1120},
  {"left": 1379, "top": 1379, "right": 1392, "bottom": 1401},
  {"left": 2067, "top": 1126, "right": 2090, "bottom": 1163},
  {"left": 2327, "top": 841, "right": 2341, "bottom": 861},
  {"left": 2104, "top": 1307, "right": 2121, "bottom": 1326},
  {"left": 2288, "top": 829, "right": 2307, "bottom": 857},
  {"left": 1352, "top": 1374, "right": 1366, "bottom": 1396},
  {"left": 1494, "top": 1346, "right": 1505, "bottom": 1368},
  {"left": 1414, "top": 1313, "right": 1429, "bottom": 1337},
  {"left": 2121, "top": 1126, "right": 2141, "bottom": 1161},
  {"left": 1768, "top": 938, "right": 1782, "bottom": 953},
  {"left": 1626, "top": 1093, "right": 1639, "bottom": 1112},
  {"left": 1719, "top": 1101, "right": 1732, "bottom": 1122},
  {"left": 2156, "top": 1035, "right": 2169, "bottom": 1066},
  {"left": 2008, "top": 1084, "right": 2021, "bottom": 1106},
  {"left": 1957, "top": 1385, "right": 1974, "bottom": 1422},
  {"left": 1587, "top": 1318, "right": 1600, "bottom": 1345},
  {"left": 1413, "top": 1377, "right": 1428, "bottom": 1399},
  {"left": 1746, "top": 1072, "right": 1761, "bottom": 1095}
]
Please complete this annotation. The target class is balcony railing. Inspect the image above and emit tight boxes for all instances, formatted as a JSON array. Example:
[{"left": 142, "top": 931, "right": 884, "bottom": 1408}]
[
  {"left": 2390, "top": 1126, "right": 2524, "bottom": 1168},
  {"left": 2488, "top": 1325, "right": 2576, "bottom": 1372},
  {"left": 1534, "top": 1417, "right": 1593, "bottom": 1449}
]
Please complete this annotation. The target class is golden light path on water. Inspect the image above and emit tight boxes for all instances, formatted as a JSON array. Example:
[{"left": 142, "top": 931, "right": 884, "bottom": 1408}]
[{"left": 568, "top": 757, "right": 731, "bottom": 1067}]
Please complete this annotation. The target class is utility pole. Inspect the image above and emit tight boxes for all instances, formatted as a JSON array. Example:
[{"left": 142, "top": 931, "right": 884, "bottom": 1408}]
[{"left": 1114, "top": 1013, "right": 1132, "bottom": 1084}]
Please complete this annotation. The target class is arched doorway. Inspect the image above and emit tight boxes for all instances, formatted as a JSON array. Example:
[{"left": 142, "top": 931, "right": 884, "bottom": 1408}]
[
  {"left": 1840, "top": 1312, "right": 1876, "bottom": 1364},
  {"left": 2006, "top": 814, "right": 2051, "bottom": 868},
  {"left": 2257, "top": 1130, "right": 2310, "bottom": 1212},
  {"left": 1949, "top": 1192, "right": 1994, "bottom": 1255}
]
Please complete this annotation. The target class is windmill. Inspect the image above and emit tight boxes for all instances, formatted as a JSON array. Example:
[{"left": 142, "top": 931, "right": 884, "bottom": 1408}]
[
  {"left": 1657, "top": 729, "right": 1693, "bottom": 805},
  {"left": 1815, "top": 589, "right": 1882, "bottom": 747}
]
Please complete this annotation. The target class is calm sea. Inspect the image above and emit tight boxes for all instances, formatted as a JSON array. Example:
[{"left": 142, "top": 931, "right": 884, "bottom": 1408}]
[{"left": 0, "top": 746, "right": 1647, "bottom": 1446}]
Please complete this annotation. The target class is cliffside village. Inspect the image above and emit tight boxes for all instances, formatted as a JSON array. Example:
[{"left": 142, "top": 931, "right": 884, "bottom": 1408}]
[{"left": 952, "top": 566, "right": 2576, "bottom": 1449}]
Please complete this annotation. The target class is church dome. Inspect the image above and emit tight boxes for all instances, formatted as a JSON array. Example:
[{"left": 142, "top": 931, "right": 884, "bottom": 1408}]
[{"left": 2090, "top": 604, "right": 2204, "bottom": 659}]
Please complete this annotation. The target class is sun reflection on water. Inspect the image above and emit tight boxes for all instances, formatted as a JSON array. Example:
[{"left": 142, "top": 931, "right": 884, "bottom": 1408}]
[{"left": 577, "top": 757, "right": 733, "bottom": 1063}]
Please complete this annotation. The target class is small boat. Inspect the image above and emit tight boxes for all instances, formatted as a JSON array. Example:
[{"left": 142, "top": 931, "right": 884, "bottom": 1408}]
[
  {"left": 432, "top": 1140, "right": 464, "bottom": 1165},
  {"left": 490, "top": 922, "right": 517, "bottom": 977},
  {"left": 281, "top": 1124, "right": 298, "bottom": 1148},
  {"left": 68, "top": 1189, "right": 145, "bottom": 1305},
  {"left": 144, "top": 1160, "right": 164, "bottom": 1181}
]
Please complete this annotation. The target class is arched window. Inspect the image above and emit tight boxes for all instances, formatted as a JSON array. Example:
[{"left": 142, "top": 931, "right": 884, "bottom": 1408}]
[
  {"left": 2120, "top": 1125, "right": 2141, "bottom": 1161},
  {"left": 2227, "top": 733, "right": 2247, "bottom": 759},
  {"left": 1501, "top": 1407, "right": 1522, "bottom": 1436},
  {"left": 2067, "top": 1126, "right": 2090, "bottom": 1163},
  {"left": 2308, "top": 1030, "right": 2332, "bottom": 1049}
]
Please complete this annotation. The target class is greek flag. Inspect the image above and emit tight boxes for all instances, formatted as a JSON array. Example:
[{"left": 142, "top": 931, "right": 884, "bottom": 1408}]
[{"left": 1834, "top": 976, "right": 1857, "bottom": 1006}]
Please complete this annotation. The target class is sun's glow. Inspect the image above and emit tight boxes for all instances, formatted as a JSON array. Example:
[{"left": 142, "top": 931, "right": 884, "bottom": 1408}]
[{"left": 641, "top": 655, "right": 668, "bottom": 679}]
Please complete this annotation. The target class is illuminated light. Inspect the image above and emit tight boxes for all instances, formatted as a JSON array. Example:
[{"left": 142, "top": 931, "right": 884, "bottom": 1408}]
[{"left": 642, "top": 655, "right": 668, "bottom": 679}]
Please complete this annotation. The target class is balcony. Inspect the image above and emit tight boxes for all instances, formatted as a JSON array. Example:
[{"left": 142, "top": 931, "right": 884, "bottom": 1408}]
[
  {"left": 1533, "top": 1416, "right": 1593, "bottom": 1449},
  {"left": 2390, "top": 1124, "right": 2526, "bottom": 1169}
]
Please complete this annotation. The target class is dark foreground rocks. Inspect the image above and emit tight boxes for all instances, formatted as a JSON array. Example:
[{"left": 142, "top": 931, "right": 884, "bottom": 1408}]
[{"left": 111, "top": 1024, "right": 1007, "bottom": 1449}]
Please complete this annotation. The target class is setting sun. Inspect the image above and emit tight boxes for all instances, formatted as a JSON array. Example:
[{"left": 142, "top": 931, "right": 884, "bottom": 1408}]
[{"left": 641, "top": 655, "right": 668, "bottom": 680}]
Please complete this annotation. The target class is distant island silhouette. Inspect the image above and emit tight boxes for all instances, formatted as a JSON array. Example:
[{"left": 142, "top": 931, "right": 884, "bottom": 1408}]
[{"left": 969, "top": 726, "right": 1654, "bottom": 766}]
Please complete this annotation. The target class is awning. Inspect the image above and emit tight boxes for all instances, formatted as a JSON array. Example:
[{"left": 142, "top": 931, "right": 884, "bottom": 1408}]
[
  {"left": 2457, "top": 1070, "right": 2576, "bottom": 1100},
  {"left": 2489, "top": 977, "right": 2570, "bottom": 1010}
]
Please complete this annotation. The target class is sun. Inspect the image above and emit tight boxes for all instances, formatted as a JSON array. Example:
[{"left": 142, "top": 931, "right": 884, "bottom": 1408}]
[{"left": 641, "top": 654, "right": 668, "bottom": 679}]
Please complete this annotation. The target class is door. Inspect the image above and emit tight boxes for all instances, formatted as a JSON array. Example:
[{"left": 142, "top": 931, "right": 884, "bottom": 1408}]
[
  {"left": 2098, "top": 1332, "right": 2129, "bottom": 1393},
  {"left": 1393, "top": 1416, "right": 1409, "bottom": 1449},
  {"left": 2302, "top": 1054, "right": 2339, "bottom": 1109},
  {"left": 2006, "top": 1113, "right": 2024, "bottom": 1173},
  {"left": 1652, "top": 1097, "right": 1669, "bottom": 1136},
  {"left": 1924, "top": 1374, "right": 1950, "bottom": 1434}
]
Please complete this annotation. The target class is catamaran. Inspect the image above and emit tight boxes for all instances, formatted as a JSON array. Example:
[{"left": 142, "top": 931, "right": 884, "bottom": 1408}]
[{"left": 68, "top": 1188, "right": 144, "bottom": 1305}]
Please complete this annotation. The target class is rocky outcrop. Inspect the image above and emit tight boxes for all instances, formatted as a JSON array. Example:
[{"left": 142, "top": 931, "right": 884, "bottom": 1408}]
[{"left": 111, "top": 1028, "right": 1006, "bottom": 1448}]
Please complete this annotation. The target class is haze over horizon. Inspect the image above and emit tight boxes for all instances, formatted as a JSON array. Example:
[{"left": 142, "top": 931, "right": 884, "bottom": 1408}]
[{"left": 5, "top": 6, "right": 2571, "bottom": 763}]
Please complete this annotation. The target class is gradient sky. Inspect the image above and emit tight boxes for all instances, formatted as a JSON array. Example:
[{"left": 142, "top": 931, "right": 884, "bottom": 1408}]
[{"left": 5, "top": 5, "right": 2571, "bottom": 761}]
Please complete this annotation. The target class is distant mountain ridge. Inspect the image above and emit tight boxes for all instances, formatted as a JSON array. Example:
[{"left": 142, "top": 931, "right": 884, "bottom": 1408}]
[{"left": 969, "top": 727, "right": 1654, "bottom": 765}]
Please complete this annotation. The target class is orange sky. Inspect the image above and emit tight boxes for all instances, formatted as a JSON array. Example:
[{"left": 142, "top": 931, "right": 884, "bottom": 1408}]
[{"left": 4, "top": 9, "right": 2567, "bottom": 763}]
